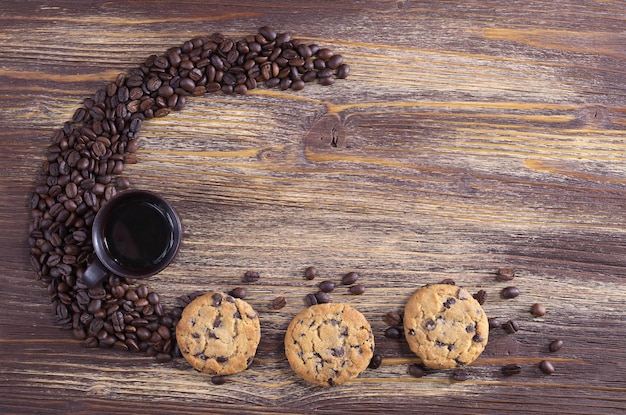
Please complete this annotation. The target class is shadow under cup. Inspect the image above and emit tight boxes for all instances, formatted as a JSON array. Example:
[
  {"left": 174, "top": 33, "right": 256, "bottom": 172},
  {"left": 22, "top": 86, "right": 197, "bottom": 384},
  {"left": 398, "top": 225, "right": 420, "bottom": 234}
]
[{"left": 82, "top": 190, "right": 182, "bottom": 288}]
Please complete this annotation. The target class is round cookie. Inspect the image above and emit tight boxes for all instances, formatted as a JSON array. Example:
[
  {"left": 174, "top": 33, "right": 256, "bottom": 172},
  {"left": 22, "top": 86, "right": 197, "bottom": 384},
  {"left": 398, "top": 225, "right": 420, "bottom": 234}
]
[
  {"left": 176, "top": 291, "right": 261, "bottom": 376},
  {"left": 284, "top": 303, "right": 374, "bottom": 387},
  {"left": 403, "top": 284, "right": 488, "bottom": 369}
]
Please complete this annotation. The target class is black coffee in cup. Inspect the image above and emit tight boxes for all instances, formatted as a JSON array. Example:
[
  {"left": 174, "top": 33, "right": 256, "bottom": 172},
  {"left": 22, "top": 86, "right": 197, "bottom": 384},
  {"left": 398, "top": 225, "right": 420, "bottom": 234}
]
[
  {"left": 103, "top": 198, "right": 176, "bottom": 271},
  {"left": 83, "top": 190, "right": 182, "bottom": 287}
]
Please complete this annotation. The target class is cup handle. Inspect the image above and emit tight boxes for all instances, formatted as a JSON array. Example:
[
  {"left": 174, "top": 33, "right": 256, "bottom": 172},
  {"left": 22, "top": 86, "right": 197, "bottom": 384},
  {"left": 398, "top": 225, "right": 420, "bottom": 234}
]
[{"left": 82, "top": 257, "right": 109, "bottom": 288}]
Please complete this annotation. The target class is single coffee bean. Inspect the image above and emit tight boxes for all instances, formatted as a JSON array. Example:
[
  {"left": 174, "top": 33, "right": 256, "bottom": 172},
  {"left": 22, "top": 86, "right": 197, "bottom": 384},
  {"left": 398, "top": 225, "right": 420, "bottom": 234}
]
[
  {"left": 243, "top": 270, "right": 260, "bottom": 283},
  {"left": 271, "top": 296, "right": 286, "bottom": 310},
  {"left": 501, "top": 286, "right": 520, "bottom": 299},
  {"left": 501, "top": 319, "right": 520, "bottom": 334},
  {"left": 488, "top": 317, "right": 502, "bottom": 329},
  {"left": 384, "top": 311, "right": 403, "bottom": 327},
  {"left": 336, "top": 64, "right": 350, "bottom": 79},
  {"left": 305, "top": 293, "right": 318, "bottom": 307},
  {"left": 341, "top": 271, "right": 359, "bottom": 285},
  {"left": 501, "top": 363, "right": 522, "bottom": 376},
  {"left": 451, "top": 368, "right": 469, "bottom": 381},
  {"left": 496, "top": 268, "right": 515, "bottom": 281},
  {"left": 531, "top": 303, "right": 546, "bottom": 317},
  {"left": 539, "top": 360, "right": 555, "bottom": 374},
  {"left": 304, "top": 266, "right": 318, "bottom": 280},
  {"left": 368, "top": 354, "right": 383, "bottom": 369},
  {"left": 314, "top": 291, "right": 330, "bottom": 304},
  {"left": 349, "top": 284, "right": 365, "bottom": 295},
  {"left": 230, "top": 287, "right": 247, "bottom": 299},
  {"left": 408, "top": 364, "right": 426, "bottom": 378},
  {"left": 319, "top": 280, "right": 335, "bottom": 293},
  {"left": 441, "top": 278, "right": 455, "bottom": 285},
  {"left": 384, "top": 327, "right": 402, "bottom": 339},
  {"left": 211, "top": 375, "right": 228, "bottom": 385},
  {"left": 549, "top": 339, "right": 564, "bottom": 352}
]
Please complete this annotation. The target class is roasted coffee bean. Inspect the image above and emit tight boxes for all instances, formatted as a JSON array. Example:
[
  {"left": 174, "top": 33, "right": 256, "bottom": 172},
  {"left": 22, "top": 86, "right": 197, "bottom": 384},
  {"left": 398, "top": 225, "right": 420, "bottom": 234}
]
[
  {"left": 408, "top": 364, "right": 426, "bottom": 378},
  {"left": 271, "top": 296, "right": 286, "bottom": 310},
  {"left": 501, "top": 319, "right": 520, "bottom": 334},
  {"left": 531, "top": 303, "right": 546, "bottom": 317},
  {"left": 496, "top": 268, "right": 515, "bottom": 281},
  {"left": 341, "top": 271, "right": 359, "bottom": 285},
  {"left": 336, "top": 64, "right": 350, "bottom": 79},
  {"left": 243, "top": 270, "right": 260, "bottom": 283},
  {"left": 451, "top": 368, "right": 469, "bottom": 381},
  {"left": 318, "top": 280, "right": 335, "bottom": 293},
  {"left": 349, "top": 284, "right": 365, "bottom": 295},
  {"left": 501, "top": 363, "right": 522, "bottom": 376},
  {"left": 539, "top": 360, "right": 555, "bottom": 374},
  {"left": 314, "top": 291, "right": 330, "bottom": 304},
  {"left": 211, "top": 375, "right": 229, "bottom": 385},
  {"left": 441, "top": 278, "right": 455, "bottom": 285},
  {"left": 230, "top": 287, "right": 247, "bottom": 299},
  {"left": 549, "top": 339, "right": 564, "bottom": 352},
  {"left": 304, "top": 266, "right": 318, "bottom": 280},
  {"left": 488, "top": 317, "right": 502, "bottom": 329},
  {"left": 305, "top": 293, "right": 318, "bottom": 307},
  {"left": 501, "top": 286, "right": 520, "bottom": 299},
  {"left": 368, "top": 354, "right": 383, "bottom": 369},
  {"left": 384, "top": 327, "right": 402, "bottom": 339},
  {"left": 473, "top": 289, "right": 487, "bottom": 305},
  {"left": 384, "top": 311, "right": 403, "bottom": 327}
]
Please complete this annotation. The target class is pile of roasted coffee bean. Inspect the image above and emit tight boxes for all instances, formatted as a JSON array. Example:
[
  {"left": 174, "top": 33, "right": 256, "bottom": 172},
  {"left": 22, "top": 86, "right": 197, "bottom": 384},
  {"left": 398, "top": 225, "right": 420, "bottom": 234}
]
[{"left": 26, "top": 26, "right": 350, "bottom": 362}]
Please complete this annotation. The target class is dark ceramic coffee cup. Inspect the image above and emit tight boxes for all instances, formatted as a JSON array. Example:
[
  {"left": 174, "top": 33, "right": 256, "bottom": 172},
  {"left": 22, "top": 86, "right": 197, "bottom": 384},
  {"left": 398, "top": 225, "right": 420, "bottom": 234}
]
[{"left": 82, "top": 190, "right": 182, "bottom": 288}]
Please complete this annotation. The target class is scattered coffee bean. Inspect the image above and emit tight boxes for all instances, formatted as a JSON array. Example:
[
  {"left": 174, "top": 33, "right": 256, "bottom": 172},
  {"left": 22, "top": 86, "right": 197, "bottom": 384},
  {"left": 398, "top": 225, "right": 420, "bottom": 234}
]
[
  {"left": 314, "top": 291, "right": 330, "bottom": 304},
  {"left": 549, "top": 339, "right": 564, "bottom": 352},
  {"left": 501, "top": 286, "right": 520, "bottom": 299},
  {"left": 384, "top": 327, "right": 403, "bottom": 339},
  {"left": 531, "top": 303, "right": 546, "bottom": 317},
  {"left": 501, "top": 363, "right": 522, "bottom": 376},
  {"left": 488, "top": 317, "right": 502, "bottom": 329},
  {"left": 451, "top": 368, "right": 469, "bottom": 381},
  {"left": 271, "top": 296, "right": 286, "bottom": 310},
  {"left": 230, "top": 287, "right": 247, "bottom": 299},
  {"left": 243, "top": 270, "right": 260, "bottom": 283},
  {"left": 319, "top": 280, "right": 335, "bottom": 293},
  {"left": 211, "top": 375, "right": 229, "bottom": 385},
  {"left": 368, "top": 354, "right": 383, "bottom": 369},
  {"left": 496, "top": 268, "right": 516, "bottom": 281},
  {"left": 349, "top": 284, "right": 365, "bottom": 295},
  {"left": 408, "top": 363, "right": 426, "bottom": 378},
  {"left": 304, "top": 266, "right": 318, "bottom": 280},
  {"left": 539, "top": 360, "right": 555, "bottom": 374},
  {"left": 341, "top": 271, "right": 359, "bottom": 285},
  {"left": 441, "top": 278, "right": 455, "bottom": 285},
  {"left": 473, "top": 289, "right": 487, "bottom": 305},
  {"left": 305, "top": 293, "right": 318, "bottom": 307},
  {"left": 501, "top": 319, "right": 520, "bottom": 334},
  {"left": 384, "top": 311, "right": 403, "bottom": 327}
]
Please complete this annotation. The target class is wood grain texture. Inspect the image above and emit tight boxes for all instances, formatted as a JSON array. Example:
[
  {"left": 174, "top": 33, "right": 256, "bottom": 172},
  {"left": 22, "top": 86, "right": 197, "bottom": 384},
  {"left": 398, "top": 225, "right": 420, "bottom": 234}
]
[{"left": 1, "top": 0, "right": 626, "bottom": 413}]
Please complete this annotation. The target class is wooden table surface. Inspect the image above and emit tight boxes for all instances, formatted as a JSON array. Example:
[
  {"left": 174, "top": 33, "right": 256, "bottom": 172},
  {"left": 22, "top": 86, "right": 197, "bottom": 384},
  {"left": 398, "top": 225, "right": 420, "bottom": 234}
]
[{"left": 1, "top": 1, "right": 626, "bottom": 413}]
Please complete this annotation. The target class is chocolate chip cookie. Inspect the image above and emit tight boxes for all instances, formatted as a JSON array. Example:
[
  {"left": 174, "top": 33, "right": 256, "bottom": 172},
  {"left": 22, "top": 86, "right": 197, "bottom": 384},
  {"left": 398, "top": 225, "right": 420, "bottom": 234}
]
[
  {"left": 284, "top": 303, "right": 374, "bottom": 387},
  {"left": 176, "top": 291, "right": 261, "bottom": 376},
  {"left": 403, "top": 284, "right": 488, "bottom": 369}
]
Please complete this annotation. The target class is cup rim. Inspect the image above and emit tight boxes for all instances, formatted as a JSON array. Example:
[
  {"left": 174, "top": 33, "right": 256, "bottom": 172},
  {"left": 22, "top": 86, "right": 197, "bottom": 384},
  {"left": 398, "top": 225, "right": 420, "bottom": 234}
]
[{"left": 91, "top": 189, "right": 182, "bottom": 279}]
